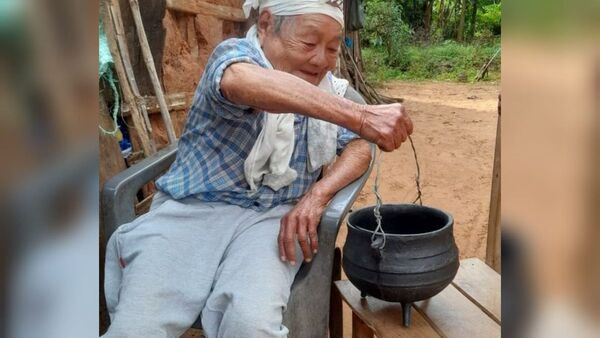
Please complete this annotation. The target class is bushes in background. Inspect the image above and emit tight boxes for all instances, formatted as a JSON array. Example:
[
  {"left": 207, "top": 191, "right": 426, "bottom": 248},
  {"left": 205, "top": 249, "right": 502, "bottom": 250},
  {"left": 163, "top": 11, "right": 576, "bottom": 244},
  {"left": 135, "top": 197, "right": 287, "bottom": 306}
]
[{"left": 362, "top": 39, "right": 500, "bottom": 83}]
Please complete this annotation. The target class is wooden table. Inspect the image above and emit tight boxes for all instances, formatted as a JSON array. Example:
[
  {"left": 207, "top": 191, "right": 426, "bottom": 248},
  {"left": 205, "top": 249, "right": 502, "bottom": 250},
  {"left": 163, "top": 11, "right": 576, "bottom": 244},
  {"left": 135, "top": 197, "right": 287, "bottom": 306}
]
[{"left": 334, "top": 258, "right": 501, "bottom": 338}]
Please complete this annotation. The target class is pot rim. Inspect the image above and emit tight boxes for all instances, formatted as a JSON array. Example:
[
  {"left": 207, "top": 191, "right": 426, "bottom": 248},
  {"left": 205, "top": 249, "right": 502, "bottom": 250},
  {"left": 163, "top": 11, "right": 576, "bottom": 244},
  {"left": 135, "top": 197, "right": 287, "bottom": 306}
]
[{"left": 347, "top": 203, "right": 454, "bottom": 238}]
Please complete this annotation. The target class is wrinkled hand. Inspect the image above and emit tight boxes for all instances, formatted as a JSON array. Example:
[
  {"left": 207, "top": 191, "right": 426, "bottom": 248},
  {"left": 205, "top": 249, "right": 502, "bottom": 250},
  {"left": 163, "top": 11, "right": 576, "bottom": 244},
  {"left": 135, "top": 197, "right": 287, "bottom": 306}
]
[
  {"left": 278, "top": 189, "right": 330, "bottom": 265},
  {"left": 357, "top": 103, "right": 414, "bottom": 152}
]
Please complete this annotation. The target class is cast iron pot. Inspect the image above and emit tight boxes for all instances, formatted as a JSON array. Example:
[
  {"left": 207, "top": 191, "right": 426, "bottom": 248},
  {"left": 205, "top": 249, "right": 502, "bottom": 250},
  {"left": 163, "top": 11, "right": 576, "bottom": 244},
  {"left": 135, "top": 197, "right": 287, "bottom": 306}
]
[{"left": 343, "top": 204, "right": 459, "bottom": 327}]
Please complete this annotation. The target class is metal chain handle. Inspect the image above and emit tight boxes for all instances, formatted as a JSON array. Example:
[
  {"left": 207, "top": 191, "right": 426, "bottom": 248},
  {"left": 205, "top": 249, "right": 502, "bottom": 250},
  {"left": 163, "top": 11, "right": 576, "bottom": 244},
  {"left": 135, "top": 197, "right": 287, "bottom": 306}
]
[
  {"left": 371, "top": 149, "right": 386, "bottom": 250},
  {"left": 370, "top": 136, "right": 423, "bottom": 250}
]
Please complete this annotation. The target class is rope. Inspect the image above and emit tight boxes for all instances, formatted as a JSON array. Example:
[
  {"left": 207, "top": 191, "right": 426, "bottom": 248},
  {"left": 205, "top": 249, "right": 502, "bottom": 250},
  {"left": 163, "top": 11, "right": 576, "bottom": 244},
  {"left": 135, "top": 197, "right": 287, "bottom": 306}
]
[
  {"left": 99, "top": 68, "right": 121, "bottom": 136},
  {"left": 409, "top": 136, "right": 423, "bottom": 205},
  {"left": 99, "top": 18, "right": 120, "bottom": 136}
]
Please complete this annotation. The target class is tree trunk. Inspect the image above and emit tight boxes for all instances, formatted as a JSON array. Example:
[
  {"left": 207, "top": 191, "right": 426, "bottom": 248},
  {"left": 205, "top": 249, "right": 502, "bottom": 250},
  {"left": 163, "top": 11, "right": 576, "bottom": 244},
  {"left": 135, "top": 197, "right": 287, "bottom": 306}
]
[
  {"left": 423, "top": 0, "right": 433, "bottom": 41},
  {"left": 456, "top": 0, "right": 467, "bottom": 42},
  {"left": 437, "top": 0, "right": 446, "bottom": 37},
  {"left": 412, "top": 0, "right": 418, "bottom": 28},
  {"left": 469, "top": 0, "right": 478, "bottom": 41},
  {"left": 386, "top": 31, "right": 392, "bottom": 61}
]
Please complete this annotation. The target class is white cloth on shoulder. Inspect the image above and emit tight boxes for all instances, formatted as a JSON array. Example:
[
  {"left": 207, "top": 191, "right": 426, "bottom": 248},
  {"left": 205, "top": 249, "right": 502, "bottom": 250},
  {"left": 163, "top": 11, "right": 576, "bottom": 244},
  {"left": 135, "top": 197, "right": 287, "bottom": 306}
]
[{"left": 243, "top": 25, "right": 349, "bottom": 191}]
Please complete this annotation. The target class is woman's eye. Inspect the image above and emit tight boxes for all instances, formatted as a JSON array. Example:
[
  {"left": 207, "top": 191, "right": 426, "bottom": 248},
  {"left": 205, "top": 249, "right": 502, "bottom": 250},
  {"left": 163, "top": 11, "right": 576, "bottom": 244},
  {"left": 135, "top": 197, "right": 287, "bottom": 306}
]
[{"left": 303, "top": 42, "right": 317, "bottom": 48}]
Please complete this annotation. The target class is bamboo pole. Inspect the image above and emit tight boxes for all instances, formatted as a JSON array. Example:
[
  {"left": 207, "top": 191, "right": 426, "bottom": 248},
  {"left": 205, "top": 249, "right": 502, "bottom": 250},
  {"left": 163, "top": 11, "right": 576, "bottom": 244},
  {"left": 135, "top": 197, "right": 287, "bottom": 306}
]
[
  {"left": 109, "top": 0, "right": 152, "bottom": 133},
  {"left": 102, "top": 1, "right": 155, "bottom": 156},
  {"left": 128, "top": 0, "right": 177, "bottom": 144},
  {"left": 486, "top": 96, "right": 501, "bottom": 272},
  {"left": 475, "top": 48, "right": 501, "bottom": 81}
]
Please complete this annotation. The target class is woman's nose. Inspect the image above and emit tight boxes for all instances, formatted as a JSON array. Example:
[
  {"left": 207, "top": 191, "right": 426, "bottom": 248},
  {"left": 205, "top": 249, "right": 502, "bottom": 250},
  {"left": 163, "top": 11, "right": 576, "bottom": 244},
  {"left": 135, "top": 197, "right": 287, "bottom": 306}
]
[{"left": 308, "top": 46, "right": 327, "bottom": 68}]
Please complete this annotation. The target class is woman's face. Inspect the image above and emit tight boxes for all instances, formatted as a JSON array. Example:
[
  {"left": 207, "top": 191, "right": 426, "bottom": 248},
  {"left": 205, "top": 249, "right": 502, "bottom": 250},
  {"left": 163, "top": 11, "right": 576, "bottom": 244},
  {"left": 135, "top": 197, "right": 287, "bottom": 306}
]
[{"left": 258, "top": 12, "right": 342, "bottom": 85}]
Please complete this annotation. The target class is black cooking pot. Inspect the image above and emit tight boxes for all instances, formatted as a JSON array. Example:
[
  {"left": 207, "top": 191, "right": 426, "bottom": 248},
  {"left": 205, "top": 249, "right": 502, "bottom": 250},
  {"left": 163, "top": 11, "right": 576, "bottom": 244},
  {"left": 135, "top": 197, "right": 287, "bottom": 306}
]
[{"left": 343, "top": 204, "right": 459, "bottom": 327}]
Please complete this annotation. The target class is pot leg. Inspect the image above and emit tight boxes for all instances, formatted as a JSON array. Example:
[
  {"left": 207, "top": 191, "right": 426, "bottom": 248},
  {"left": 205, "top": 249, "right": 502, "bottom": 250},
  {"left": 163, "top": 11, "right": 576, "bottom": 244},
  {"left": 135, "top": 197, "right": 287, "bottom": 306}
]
[{"left": 402, "top": 302, "right": 412, "bottom": 327}]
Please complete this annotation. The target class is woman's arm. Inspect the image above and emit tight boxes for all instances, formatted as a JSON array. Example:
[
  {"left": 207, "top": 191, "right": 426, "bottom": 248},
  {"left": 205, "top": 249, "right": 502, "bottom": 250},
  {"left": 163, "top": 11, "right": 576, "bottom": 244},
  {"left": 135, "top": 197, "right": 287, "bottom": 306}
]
[
  {"left": 276, "top": 139, "right": 372, "bottom": 265},
  {"left": 220, "top": 63, "right": 413, "bottom": 152}
]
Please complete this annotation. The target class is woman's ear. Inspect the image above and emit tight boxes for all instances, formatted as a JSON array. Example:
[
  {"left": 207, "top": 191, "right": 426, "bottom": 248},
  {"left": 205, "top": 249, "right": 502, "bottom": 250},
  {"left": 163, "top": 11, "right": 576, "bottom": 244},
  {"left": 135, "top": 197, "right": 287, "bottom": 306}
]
[{"left": 257, "top": 10, "right": 272, "bottom": 45}]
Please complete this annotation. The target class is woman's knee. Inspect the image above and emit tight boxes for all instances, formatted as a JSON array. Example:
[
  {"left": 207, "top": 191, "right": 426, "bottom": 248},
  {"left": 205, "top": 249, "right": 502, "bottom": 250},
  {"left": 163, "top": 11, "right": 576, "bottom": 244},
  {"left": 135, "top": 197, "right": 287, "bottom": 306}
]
[{"left": 218, "top": 299, "right": 287, "bottom": 338}]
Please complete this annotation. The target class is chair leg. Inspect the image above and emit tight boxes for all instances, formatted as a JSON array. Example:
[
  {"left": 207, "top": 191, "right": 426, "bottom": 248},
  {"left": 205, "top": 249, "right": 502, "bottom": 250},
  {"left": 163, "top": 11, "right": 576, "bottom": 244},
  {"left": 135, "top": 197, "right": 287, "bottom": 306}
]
[{"left": 329, "top": 247, "right": 343, "bottom": 338}]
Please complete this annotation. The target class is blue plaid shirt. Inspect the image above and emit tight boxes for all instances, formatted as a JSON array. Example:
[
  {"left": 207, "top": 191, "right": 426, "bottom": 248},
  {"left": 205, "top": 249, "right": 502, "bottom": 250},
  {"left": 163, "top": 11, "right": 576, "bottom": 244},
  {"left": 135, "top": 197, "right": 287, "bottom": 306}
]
[{"left": 156, "top": 38, "right": 359, "bottom": 211}]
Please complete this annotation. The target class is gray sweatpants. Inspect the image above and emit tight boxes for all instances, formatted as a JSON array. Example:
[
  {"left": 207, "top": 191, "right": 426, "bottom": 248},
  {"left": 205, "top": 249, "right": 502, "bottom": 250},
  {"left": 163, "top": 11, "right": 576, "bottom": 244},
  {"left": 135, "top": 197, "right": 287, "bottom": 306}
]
[{"left": 102, "top": 192, "right": 302, "bottom": 338}]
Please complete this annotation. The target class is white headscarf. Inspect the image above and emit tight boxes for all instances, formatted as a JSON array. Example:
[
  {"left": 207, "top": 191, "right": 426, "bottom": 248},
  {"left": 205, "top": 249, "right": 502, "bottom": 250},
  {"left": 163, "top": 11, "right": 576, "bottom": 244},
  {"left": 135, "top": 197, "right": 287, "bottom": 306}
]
[{"left": 243, "top": 0, "right": 344, "bottom": 27}]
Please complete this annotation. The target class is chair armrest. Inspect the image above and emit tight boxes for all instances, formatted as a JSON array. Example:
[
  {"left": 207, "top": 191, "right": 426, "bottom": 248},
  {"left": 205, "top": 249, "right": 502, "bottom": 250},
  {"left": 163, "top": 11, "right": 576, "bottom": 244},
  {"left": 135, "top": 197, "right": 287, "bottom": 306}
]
[
  {"left": 318, "top": 84, "right": 374, "bottom": 240},
  {"left": 284, "top": 143, "right": 375, "bottom": 336},
  {"left": 319, "top": 143, "right": 376, "bottom": 237},
  {"left": 101, "top": 144, "right": 177, "bottom": 243}
]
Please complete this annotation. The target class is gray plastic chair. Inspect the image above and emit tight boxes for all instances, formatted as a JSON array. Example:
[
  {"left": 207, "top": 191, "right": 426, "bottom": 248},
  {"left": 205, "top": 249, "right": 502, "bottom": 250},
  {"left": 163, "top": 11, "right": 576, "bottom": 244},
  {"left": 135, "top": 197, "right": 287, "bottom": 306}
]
[{"left": 101, "top": 87, "right": 373, "bottom": 337}]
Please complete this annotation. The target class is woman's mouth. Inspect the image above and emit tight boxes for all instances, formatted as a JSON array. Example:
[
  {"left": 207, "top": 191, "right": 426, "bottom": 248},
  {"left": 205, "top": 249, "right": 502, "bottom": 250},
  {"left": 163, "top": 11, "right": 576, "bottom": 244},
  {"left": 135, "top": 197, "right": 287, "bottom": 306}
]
[{"left": 299, "top": 70, "right": 320, "bottom": 83}]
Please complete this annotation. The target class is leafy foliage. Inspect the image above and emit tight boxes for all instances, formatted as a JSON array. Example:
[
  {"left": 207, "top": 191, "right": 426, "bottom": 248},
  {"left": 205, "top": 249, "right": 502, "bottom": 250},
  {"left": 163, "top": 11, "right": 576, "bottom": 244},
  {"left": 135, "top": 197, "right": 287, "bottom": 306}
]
[
  {"left": 359, "top": 0, "right": 501, "bottom": 82},
  {"left": 362, "top": 40, "right": 500, "bottom": 83},
  {"left": 478, "top": 3, "right": 501, "bottom": 35},
  {"left": 362, "top": 0, "right": 413, "bottom": 67}
]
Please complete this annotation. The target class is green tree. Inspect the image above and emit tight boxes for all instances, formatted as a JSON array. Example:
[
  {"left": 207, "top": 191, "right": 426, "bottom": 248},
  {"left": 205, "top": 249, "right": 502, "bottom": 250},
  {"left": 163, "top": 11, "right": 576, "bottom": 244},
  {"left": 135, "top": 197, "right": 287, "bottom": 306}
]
[
  {"left": 478, "top": 2, "right": 501, "bottom": 35},
  {"left": 456, "top": 0, "right": 467, "bottom": 41},
  {"left": 363, "top": 0, "right": 413, "bottom": 66},
  {"left": 468, "top": 0, "right": 479, "bottom": 41}
]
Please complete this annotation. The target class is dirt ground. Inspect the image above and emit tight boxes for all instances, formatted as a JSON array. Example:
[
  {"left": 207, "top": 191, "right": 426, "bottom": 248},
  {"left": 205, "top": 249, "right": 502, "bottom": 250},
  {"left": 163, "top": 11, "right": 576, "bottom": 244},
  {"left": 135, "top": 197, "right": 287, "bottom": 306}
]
[
  {"left": 334, "top": 80, "right": 500, "bottom": 338},
  {"left": 180, "top": 80, "right": 500, "bottom": 338}
]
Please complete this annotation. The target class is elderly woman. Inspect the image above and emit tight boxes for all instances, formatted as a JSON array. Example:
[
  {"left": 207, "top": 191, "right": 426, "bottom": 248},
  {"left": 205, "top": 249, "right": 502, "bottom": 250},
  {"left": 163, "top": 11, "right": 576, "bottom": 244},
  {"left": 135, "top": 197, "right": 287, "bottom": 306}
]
[{"left": 102, "top": 1, "right": 412, "bottom": 337}]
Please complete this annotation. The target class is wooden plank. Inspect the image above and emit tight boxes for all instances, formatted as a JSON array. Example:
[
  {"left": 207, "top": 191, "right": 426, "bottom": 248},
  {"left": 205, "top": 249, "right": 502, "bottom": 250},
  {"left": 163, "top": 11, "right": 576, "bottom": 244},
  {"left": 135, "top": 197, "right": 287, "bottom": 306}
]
[
  {"left": 452, "top": 258, "right": 501, "bottom": 323},
  {"left": 134, "top": 193, "right": 154, "bottom": 216},
  {"left": 486, "top": 96, "right": 501, "bottom": 272},
  {"left": 99, "top": 95, "right": 127, "bottom": 190},
  {"left": 166, "top": 0, "right": 246, "bottom": 22},
  {"left": 352, "top": 312, "right": 374, "bottom": 338},
  {"left": 129, "top": 0, "right": 178, "bottom": 144},
  {"left": 335, "top": 280, "right": 440, "bottom": 338},
  {"left": 122, "top": 92, "right": 195, "bottom": 115},
  {"left": 414, "top": 284, "right": 500, "bottom": 338},
  {"left": 329, "top": 248, "right": 344, "bottom": 338}
]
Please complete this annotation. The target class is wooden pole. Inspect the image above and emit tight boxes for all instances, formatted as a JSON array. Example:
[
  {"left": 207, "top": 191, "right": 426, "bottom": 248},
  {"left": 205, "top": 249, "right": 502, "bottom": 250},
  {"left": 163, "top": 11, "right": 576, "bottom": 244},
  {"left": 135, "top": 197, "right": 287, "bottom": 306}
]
[
  {"left": 486, "top": 95, "right": 501, "bottom": 273},
  {"left": 101, "top": 1, "right": 155, "bottom": 156},
  {"left": 109, "top": 0, "right": 153, "bottom": 133},
  {"left": 128, "top": 0, "right": 178, "bottom": 144},
  {"left": 475, "top": 48, "right": 500, "bottom": 81},
  {"left": 352, "top": 30, "right": 363, "bottom": 73},
  {"left": 329, "top": 248, "right": 343, "bottom": 338}
]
